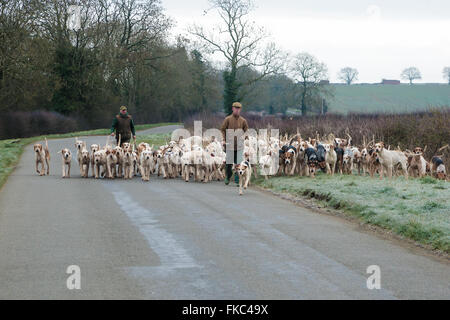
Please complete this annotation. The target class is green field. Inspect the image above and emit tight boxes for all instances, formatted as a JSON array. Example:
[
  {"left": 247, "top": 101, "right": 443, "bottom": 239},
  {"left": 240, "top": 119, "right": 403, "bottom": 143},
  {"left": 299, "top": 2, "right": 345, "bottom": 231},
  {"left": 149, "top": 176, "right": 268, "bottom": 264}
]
[{"left": 328, "top": 84, "right": 450, "bottom": 114}]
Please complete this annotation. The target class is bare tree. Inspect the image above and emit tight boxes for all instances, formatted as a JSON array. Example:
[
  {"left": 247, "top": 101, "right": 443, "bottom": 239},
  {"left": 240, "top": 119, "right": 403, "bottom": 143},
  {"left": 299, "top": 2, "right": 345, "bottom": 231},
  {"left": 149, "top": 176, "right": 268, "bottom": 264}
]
[
  {"left": 337, "top": 67, "right": 358, "bottom": 85},
  {"left": 290, "top": 52, "right": 328, "bottom": 116},
  {"left": 188, "top": 0, "right": 285, "bottom": 114},
  {"left": 401, "top": 67, "right": 421, "bottom": 84},
  {"left": 443, "top": 67, "right": 450, "bottom": 85}
]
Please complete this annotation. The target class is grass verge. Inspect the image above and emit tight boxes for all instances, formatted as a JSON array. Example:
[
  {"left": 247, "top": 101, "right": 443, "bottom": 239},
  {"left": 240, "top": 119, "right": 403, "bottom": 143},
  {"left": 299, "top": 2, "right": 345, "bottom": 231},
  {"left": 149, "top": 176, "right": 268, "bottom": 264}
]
[
  {"left": 253, "top": 174, "right": 450, "bottom": 254},
  {"left": 136, "top": 133, "right": 171, "bottom": 148},
  {"left": 0, "top": 123, "right": 179, "bottom": 190}
]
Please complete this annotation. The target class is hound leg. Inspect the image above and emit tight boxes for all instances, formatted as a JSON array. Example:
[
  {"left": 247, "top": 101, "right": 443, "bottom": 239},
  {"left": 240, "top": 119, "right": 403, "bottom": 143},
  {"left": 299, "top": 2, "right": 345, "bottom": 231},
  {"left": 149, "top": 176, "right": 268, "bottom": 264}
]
[
  {"left": 239, "top": 176, "right": 243, "bottom": 195},
  {"left": 402, "top": 163, "right": 409, "bottom": 179},
  {"left": 162, "top": 164, "right": 167, "bottom": 179},
  {"left": 289, "top": 161, "right": 296, "bottom": 176},
  {"left": 46, "top": 159, "right": 50, "bottom": 175},
  {"left": 244, "top": 173, "right": 250, "bottom": 189},
  {"left": 40, "top": 162, "right": 45, "bottom": 176},
  {"left": 91, "top": 162, "right": 95, "bottom": 177}
]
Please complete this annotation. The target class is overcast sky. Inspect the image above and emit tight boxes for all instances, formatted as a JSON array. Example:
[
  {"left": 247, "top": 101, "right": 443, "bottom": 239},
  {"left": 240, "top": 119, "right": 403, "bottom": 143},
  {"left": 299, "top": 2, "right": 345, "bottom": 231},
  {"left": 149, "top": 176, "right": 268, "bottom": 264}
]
[{"left": 161, "top": 0, "right": 450, "bottom": 83}]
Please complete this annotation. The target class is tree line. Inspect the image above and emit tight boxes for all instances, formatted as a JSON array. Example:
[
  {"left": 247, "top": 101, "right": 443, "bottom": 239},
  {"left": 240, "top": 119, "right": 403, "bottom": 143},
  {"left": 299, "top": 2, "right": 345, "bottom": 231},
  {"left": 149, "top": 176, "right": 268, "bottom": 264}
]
[
  {"left": 0, "top": 0, "right": 223, "bottom": 129},
  {"left": 1, "top": 0, "right": 448, "bottom": 135}
]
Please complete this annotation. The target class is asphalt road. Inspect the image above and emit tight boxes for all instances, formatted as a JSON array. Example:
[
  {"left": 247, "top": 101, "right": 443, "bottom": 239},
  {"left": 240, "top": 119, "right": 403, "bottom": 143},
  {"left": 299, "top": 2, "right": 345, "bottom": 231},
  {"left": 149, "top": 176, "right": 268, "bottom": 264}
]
[{"left": 0, "top": 125, "right": 449, "bottom": 299}]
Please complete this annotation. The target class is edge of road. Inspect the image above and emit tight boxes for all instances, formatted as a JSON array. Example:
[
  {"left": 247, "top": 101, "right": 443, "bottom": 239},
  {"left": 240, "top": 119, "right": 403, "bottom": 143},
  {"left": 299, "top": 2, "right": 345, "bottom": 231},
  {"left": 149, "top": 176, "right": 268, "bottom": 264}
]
[
  {"left": 0, "top": 123, "right": 181, "bottom": 192},
  {"left": 252, "top": 184, "right": 450, "bottom": 263}
]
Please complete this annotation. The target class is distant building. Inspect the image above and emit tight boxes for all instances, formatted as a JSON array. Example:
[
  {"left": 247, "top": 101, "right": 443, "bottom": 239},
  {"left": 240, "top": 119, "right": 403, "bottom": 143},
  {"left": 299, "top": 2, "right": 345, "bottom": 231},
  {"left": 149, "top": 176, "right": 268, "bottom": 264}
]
[
  {"left": 381, "top": 79, "right": 400, "bottom": 85},
  {"left": 319, "top": 80, "right": 330, "bottom": 85}
]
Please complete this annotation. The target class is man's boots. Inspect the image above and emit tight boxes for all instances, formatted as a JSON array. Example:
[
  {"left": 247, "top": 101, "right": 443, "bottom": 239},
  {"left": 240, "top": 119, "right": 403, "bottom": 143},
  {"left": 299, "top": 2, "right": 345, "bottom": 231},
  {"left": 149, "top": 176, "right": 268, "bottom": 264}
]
[{"left": 225, "top": 164, "right": 232, "bottom": 185}]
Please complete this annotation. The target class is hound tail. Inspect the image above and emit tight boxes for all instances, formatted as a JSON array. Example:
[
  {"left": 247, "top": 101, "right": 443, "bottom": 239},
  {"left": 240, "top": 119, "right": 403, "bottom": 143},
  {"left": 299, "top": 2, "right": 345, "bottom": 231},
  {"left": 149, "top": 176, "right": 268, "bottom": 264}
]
[{"left": 45, "top": 137, "right": 50, "bottom": 160}]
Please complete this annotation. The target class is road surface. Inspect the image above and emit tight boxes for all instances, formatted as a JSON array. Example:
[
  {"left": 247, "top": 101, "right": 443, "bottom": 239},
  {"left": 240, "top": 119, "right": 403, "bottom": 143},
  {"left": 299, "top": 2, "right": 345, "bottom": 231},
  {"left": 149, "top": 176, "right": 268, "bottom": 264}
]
[{"left": 0, "top": 125, "right": 449, "bottom": 299}]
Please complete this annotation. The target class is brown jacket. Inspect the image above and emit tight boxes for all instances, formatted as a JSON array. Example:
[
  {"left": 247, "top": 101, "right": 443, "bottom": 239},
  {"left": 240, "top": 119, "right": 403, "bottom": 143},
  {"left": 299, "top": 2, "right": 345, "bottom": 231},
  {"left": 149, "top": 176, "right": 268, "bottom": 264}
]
[
  {"left": 114, "top": 114, "right": 133, "bottom": 140},
  {"left": 221, "top": 114, "right": 248, "bottom": 150}
]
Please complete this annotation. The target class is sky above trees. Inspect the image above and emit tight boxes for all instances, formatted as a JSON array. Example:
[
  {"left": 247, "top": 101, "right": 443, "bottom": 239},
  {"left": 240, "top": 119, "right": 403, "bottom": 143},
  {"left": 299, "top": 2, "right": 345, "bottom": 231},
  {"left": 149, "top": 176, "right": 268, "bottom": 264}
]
[{"left": 163, "top": 0, "right": 450, "bottom": 83}]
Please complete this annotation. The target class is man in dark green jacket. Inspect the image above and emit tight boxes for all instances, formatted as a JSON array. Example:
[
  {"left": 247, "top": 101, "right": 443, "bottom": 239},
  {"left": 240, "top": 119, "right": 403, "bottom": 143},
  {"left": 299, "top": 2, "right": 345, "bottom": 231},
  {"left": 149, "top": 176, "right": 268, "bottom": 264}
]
[{"left": 110, "top": 106, "right": 136, "bottom": 146}]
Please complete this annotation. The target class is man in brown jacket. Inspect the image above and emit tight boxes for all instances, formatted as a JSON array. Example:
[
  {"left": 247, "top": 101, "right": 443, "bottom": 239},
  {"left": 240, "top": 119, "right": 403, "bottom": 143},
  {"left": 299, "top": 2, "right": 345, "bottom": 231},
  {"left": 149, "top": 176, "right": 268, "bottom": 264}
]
[
  {"left": 110, "top": 106, "right": 136, "bottom": 146},
  {"left": 221, "top": 102, "right": 249, "bottom": 185}
]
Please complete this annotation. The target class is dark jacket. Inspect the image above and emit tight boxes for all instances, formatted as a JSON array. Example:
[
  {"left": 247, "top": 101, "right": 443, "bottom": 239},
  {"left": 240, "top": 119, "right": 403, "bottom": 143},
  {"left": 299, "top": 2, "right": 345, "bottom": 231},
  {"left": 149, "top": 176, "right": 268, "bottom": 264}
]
[{"left": 110, "top": 113, "right": 136, "bottom": 138}]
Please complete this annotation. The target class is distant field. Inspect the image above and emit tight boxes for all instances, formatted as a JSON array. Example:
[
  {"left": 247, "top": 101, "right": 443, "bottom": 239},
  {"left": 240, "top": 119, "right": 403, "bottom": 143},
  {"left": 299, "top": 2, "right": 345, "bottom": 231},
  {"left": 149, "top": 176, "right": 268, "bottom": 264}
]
[{"left": 328, "top": 84, "right": 450, "bottom": 114}]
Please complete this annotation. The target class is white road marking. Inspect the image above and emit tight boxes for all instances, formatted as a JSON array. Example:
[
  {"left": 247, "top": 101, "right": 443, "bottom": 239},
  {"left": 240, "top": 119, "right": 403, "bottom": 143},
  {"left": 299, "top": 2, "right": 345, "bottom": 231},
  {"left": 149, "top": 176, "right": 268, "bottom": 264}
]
[{"left": 107, "top": 185, "right": 198, "bottom": 270}]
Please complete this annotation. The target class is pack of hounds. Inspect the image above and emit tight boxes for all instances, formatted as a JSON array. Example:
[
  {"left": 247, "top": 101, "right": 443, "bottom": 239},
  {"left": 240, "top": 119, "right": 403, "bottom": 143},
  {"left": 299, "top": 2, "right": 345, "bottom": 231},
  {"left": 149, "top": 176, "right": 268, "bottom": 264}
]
[
  {"left": 33, "top": 131, "right": 448, "bottom": 195},
  {"left": 274, "top": 132, "right": 448, "bottom": 181}
]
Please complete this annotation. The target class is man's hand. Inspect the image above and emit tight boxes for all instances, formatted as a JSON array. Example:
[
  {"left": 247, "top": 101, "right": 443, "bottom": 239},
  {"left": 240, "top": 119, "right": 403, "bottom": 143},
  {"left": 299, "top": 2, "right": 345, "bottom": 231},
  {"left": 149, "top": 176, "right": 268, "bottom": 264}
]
[
  {"left": 110, "top": 132, "right": 115, "bottom": 137},
  {"left": 133, "top": 135, "right": 136, "bottom": 140}
]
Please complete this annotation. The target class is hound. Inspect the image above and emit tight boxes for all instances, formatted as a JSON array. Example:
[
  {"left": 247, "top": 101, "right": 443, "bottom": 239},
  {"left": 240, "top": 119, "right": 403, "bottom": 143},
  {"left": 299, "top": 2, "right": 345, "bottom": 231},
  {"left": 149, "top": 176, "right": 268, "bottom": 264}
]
[
  {"left": 75, "top": 137, "right": 86, "bottom": 175},
  {"left": 316, "top": 144, "right": 327, "bottom": 173},
  {"left": 93, "top": 149, "right": 107, "bottom": 179},
  {"left": 80, "top": 147, "right": 90, "bottom": 178},
  {"left": 234, "top": 160, "right": 252, "bottom": 195},
  {"left": 342, "top": 148, "right": 355, "bottom": 174},
  {"left": 59, "top": 148, "right": 72, "bottom": 178},
  {"left": 33, "top": 138, "right": 50, "bottom": 176},
  {"left": 114, "top": 146, "right": 125, "bottom": 178},
  {"left": 323, "top": 143, "right": 337, "bottom": 175},
  {"left": 123, "top": 147, "right": 135, "bottom": 179},
  {"left": 374, "top": 142, "right": 408, "bottom": 179},
  {"left": 140, "top": 149, "right": 154, "bottom": 181},
  {"left": 360, "top": 147, "right": 371, "bottom": 176},
  {"left": 284, "top": 145, "right": 297, "bottom": 176},
  {"left": 304, "top": 147, "right": 319, "bottom": 178},
  {"left": 105, "top": 148, "right": 118, "bottom": 179},
  {"left": 334, "top": 147, "right": 344, "bottom": 175},
  {"left": 368, "top": 149, "right": 381, "bottom": 178},
  {"left": 406, "top": 147, "right": 427, "bottom": 178},
  {"left": 90, "top": 144, "right": 100, "bottom": 177},
  {"left": 431, "top": 156, "right": 447, "bottom": 180},
  {"left": 297, "top": 140, "right": 310, "bottom": 176}
]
